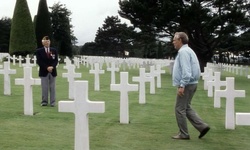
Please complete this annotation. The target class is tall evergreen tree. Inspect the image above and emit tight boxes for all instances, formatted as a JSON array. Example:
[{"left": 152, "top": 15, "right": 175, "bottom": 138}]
[
  {"left": 95, "top": 16, "right": 135, "bottom": 57},
  {"left": 9, "top": 0, "right": 36, "bottom": 55},
  {"left": 50, "top": 2, "right": 73, "bottom": 57},
  {"left": 0, "top": 17, "right": 11, "bottom": 53},
  {"left": 35, "top": 0, "right": 52, "bottom": 48}
]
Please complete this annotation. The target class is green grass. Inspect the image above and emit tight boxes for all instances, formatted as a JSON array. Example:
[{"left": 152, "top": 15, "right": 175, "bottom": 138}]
[{"left": 0, "top": 63, "right": 250, "bottom": 150}]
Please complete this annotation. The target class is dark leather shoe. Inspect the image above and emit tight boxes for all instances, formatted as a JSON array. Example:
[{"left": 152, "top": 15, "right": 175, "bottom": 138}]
[
  {"left": 172, "top": 134, "right": 190, "bottom": 140},
  {"left": 41, "top": 103, "right": 48, "bottom": 106},
  {"left": 199, "top": 127, "right": 210, "bottom": 139}
]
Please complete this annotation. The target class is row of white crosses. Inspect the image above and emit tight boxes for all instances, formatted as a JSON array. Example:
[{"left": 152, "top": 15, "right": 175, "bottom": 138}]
[
  {"left": 0, "top": 55, "right": 37, "bottom": 96},
  {"left": 207, "top": 62, "right": 250, "bottom": 77},
  {"left": 0, "top": 55, "right": 43, "bottom": 115},
  {"left": 203, "top": 65, "right": 246, "bottom": 129},
  {"left": 78, "top": 55, "right": 173, "bottom": 72},
  {"left": 6, "top": 54, "right": 35, "bottom": 67},
  {"left": 0, "top": 62, "right": 16, "bottom": 95}
]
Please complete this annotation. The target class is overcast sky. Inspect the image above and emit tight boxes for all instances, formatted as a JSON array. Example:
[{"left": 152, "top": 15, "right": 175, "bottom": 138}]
[{"left": 0, "top": 0, "right": 130, "bottom": 45}]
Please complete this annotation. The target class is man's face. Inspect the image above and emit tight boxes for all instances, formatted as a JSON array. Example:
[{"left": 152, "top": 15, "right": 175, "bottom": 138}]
[
  {"left": 42, "top": 40, "right": 50, "bottom": 47},
  {"left": 172, "top": 36, "right": 182, "bottom": 50}
]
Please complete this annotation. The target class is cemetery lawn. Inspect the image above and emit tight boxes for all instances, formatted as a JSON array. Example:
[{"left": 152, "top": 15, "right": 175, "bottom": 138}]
[{"left": 0, "top": 63, "right": 250, "bottom": 150}]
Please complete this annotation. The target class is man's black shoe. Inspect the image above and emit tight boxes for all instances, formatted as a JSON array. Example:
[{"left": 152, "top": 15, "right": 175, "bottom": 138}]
[{"left": 199, "top": 127, "right": 210, "bottom": 139}]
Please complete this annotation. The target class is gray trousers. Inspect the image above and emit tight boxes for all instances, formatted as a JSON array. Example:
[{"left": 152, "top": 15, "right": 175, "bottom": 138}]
[
  {"left": 175, "top": 84, "right": 208, "bottom": 136},
  {"left": 41, "top": 73, "right": 56, "bottom": 105}
]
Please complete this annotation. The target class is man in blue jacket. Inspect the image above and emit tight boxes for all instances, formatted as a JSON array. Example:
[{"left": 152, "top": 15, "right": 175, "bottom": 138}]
[
  {"left": 36, "top": 36, "right": 58, "bottom": 107},
  {"left": 171, "top": 32, "right": 210, "bottom": 140}
]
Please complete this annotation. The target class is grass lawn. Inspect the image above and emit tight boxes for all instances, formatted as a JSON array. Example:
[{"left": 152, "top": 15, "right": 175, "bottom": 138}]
[{"left": 0, "top": 62, "right": 250, "bottom": 150}]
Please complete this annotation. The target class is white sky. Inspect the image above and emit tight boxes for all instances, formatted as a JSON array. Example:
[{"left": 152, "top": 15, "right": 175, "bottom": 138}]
[{"left": 0, "top": 0, "right": 130, "bottom": 45}]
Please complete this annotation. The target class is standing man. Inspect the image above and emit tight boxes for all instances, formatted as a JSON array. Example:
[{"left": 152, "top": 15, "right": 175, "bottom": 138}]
[
  {"left": 171, "top": 32, "right": 210, "bottom": 140},
  {"left": 36, "top": 36, "right": 58, "bottom": 107}
]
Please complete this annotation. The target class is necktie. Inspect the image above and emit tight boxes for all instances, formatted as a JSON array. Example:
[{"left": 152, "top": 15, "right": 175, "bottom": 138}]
[{"left": 46, "top": 48, "right": 50, "bottom": 58}]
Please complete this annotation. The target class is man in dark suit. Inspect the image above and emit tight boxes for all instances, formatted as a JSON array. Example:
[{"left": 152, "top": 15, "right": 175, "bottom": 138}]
[{"left": 36, "top": 36, "right": 58, "bottom": 107}]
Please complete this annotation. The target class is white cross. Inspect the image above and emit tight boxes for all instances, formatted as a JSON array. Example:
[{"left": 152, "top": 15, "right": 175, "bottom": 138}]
[
  {"left": 207, "top": 72, "right": 226, "bottom": 97},
  {"left": 73, "top": 56, "right": 80, "bottom": 69},
  {"left": 145, "top": 65, "right": 156, "bottom": 94},
  {"left": 17, "top": 55, "right": 24, "bottom": 67},
  {"left": 22, "top": 55, "right": 34, "bottom": 67},
  {"left": 11, "top": 55, "right": 17, "bottom": 65},
  {"left": 59, "top": 80, "right": 105, "bottom": 150},
  {"left": 89, "top": 63, "right": 105, "bottom": 91},
  {"left": 155, "top": 64, "right": 165, "bottom": 88},
  {"left": 32, "top": 55, "right": 37, "bottom": 66},
  {"left": 203, "top": 68, "right": 214, "bottom": 90},
  {"left": 63, "top": 57, "right": 72, "bottom": 69},
  {"left": 215, "top": 77, "right": 245, "bottom": 129},
  {"left": 0, "top": 62, "right": 16, "bottom": 95},
  {"left": 110, "top": 72, "right": 138, "bottom": 124},
  {"left": 207, "top": 72, "right": 227, "bottom": 108},
  {"left": 107, "top": 62, "right": 119, "bottom": 84},
  {"left": 62, "top": 64, "right": 82, "bottom": 99},
  {"left": 15, "top": 67, "right": 41, "bottom": 115},
  {"left": 132, "top": 68, "right": 152, "bottom": 104}
]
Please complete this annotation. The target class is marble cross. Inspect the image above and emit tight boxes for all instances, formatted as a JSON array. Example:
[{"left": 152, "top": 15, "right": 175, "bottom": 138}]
[
  {"left": 32, "top": 56, "right": 37, "bottom": 66},
  {"left": 107, "top": 61, "right": 119, "bottom": 84},
  {"left": 215, "top": 77, "right": 245, "bottom": 129},
  {"left": 132, "top": 68, "right": 152, "bottom": 104},
  {"left": 15, "top": 67, "right": 41, "bottom": 115},
  {"left": 63, "top": 57, "right": 72, "bottom": 69},
  {"left": 0, "top": 62, "right": 16, "bottom": 95},
  {"left": 202, "top": 68, "right": 214, "bottom": 90},
  {"left": 11, "top": 55, "right": 17, "bottom": 65},
  {"left": 155, "top": 64, "right": 165, "bottom": 88},
  {"left": 59, "top": 80, "right": 105, "bottom": 150},
  {"left": 22, "top": 55, "right": 35, "bottom": 67},
  {"left": 17, "top": 55, "right": 24, "bottom": 67},
  {"left": 89, "top": 63, "right": 105, "bottom": 91},
  {"left": 62, "top": 64, "right": 82, "bottom": 99},
  {"left": 207, "top": 72, "right": 226, "bottom": 97},
  {"left": 207, "top": 72, "right": 227, "bottom": 108},
  {"left": 110, "top": 72, "right": 138, "bottom": 124},
  {"left": 145, "top": 65, "right": 156, "bottom": 94}
]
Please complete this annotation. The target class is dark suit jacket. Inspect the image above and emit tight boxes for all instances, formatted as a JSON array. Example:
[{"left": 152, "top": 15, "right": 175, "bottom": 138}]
[{"left": 36, "top": 47, "right": 58, "bottom": 77}]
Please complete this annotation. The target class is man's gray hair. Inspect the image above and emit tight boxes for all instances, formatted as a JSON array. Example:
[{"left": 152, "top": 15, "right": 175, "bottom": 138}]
[{"left": 175, "top": 32, "right": 189, "bottom": 44}]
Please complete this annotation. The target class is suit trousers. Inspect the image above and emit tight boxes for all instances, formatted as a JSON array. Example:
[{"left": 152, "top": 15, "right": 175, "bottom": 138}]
[
  {"left": 175, "top": 84, "right": 208, "bottom": 136},
  {"left": 41, "top": 73, "right": 56, "bottom": 105}
]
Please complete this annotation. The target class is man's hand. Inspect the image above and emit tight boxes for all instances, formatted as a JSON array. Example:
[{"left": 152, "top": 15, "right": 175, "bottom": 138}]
[
  {"left": 177, "top": 87, "right": 185, "bottom": 97},
  {"left": 47, "top": 66, "right": 54, "bottom": 73}
]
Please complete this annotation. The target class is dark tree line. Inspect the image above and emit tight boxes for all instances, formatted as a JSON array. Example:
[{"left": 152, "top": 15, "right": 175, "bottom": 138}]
[
  {"left": 118, "top": 0, "right": 250, "bottom": 70},
  {"left": 0, "top": 17, "right": 11, "bottom": 53},
  {"left": 0, "top": 0, "right": 76, "bottom": 57}
]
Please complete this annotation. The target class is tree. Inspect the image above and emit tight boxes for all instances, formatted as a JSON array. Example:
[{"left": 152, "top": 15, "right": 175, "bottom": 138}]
[
  {"left": 95, "top": 16, "right": 135, "bottom": 57},
  {"left": 9, "top": 0, "right": 36, "bottom": 56},
  {"left": 80, "top": 42, "right": 99, "bottom": 56},
  {"left": 0, "top": 17, "right": 11, "bottom": 53},
  {"left": 118, "top": 0, "right": 250, "bottom": 71},
  {"left": 35, "top": 0, "right": 52, "bottom": 48},
  {"left": 50, "top": 2, "right": 74, "bottom": 57}
]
